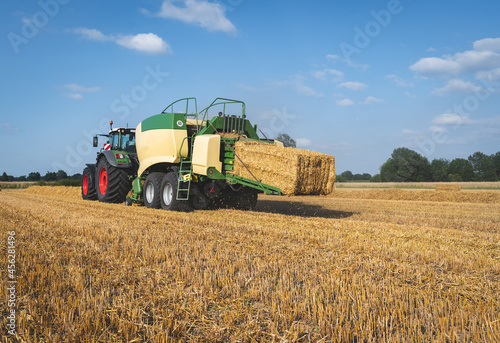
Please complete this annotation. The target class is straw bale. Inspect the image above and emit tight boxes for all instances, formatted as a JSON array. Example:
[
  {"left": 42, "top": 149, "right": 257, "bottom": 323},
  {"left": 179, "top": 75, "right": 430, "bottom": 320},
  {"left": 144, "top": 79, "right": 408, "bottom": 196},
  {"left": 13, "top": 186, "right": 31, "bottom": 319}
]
[
  {"left": 435, "top": 184, "right": 461, "bottom": 191},
  {"left": 232, "top": 141, "right": 335, "bottom": 195}
]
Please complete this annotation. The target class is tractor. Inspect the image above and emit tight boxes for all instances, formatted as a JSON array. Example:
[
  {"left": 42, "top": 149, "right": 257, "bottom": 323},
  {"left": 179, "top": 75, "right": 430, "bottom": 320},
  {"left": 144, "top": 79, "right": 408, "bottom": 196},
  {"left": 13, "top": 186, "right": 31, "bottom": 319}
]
[
  {"left": 82, "top": 98, "right": 282, "bottom": 211},
  {"left": 81, "top": 123, "right": 138, "bottom": 203}
]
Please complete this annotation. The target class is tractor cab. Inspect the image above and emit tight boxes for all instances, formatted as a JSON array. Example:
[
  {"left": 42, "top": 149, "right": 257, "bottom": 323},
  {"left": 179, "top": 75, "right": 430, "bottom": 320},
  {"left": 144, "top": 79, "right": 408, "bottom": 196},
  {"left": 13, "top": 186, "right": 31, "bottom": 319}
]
[{"left": 108, "top": 128, "right": 136, "bottom": 153}]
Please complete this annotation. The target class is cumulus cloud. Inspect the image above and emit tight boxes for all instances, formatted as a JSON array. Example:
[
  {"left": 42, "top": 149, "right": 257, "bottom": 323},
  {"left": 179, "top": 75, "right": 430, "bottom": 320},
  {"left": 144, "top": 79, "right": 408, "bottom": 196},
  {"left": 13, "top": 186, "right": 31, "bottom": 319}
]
[
  {"left": 410, "top": 37, "right": 500, "bottom": 78},
  {"left": 432, "top": 79, "right": 482, "bottom": 96},
  {"left": 337, "top": 81, "right": 367, "bottom": 91},
  {"left": 386, "top": 74, "right": 414, "bottom": 87},
  {"left": 116, "top": 33, "right": 171, "bottom": 54},
  {"left": 429, "top": 125, "right": 446, "bottom": 133},
  {"left": 475, "top": 67, "right": 500, "bottom": 82},
  {"left": 336, "top": 98, "right": 355, "bottom": 106},
  {"left": 65, "top": 93, "right": 84, "bottom": 100},
  {"left": 363, "top": 96, "right": 384, "bottom": 105},
  {"left": 273, "top": 75, "right": 324, "bottom": 97},
  {"left": 64, "top": 84, "right": 100, "bottom": 93},
  {"left": 432, "top": 113, "right": 476, "bottom": 125},
  {"left": 72, "top": 28, "right": 114, "bottom": 42},
  {"left": 72, "top": 28, "right": 171, "bottom": 54},
  {"left": 152, "top": 0, "right": 236, "bottom": 34},
  {"left": 312, "top": 69, "right": 344, "bottom": 83}
]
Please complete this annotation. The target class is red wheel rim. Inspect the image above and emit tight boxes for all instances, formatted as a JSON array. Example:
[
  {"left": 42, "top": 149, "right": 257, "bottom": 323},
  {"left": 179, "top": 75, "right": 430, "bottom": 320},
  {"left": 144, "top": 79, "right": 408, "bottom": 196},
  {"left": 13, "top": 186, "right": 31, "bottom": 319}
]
[
  {"left": 83, "top": 174, "right": 88, "bottom": 195},
  {"left": 99, "top": 167, "right": 107, "bottom": 194}
]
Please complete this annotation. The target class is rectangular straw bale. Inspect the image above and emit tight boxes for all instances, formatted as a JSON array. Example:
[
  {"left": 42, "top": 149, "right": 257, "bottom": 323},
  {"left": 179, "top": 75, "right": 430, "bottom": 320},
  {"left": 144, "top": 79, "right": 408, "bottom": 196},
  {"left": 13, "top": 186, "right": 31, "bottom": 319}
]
[
  {"left": 232, "top": 141, "right": 336, "bottom": 195},
  {"left": 435, "top": 184, "right": 461, "bottom": 191}
]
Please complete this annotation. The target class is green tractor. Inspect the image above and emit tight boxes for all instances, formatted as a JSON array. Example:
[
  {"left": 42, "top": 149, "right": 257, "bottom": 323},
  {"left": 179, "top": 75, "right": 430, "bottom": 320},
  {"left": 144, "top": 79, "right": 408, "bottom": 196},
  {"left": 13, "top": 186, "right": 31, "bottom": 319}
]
[
  {"left": 81, "top": 122, "right": 138, "bottom": 203},
  {"left": 82, "top": 98, "right": 282, "bottom": 211}
]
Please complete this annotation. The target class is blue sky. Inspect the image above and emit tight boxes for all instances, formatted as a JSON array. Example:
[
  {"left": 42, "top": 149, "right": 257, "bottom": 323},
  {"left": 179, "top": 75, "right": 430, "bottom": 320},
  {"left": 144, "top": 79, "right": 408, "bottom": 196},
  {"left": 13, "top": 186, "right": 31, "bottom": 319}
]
[{"left": 1, "top": 0, "right": 499, "bottom": 177}]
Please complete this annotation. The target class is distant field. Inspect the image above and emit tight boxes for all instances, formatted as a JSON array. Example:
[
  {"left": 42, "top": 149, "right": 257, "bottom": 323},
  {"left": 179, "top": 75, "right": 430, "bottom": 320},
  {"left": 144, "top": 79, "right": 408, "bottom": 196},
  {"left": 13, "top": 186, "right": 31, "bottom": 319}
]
[
  {"left": 0, "top": 187, "right": 498, "bottom": 342},
  {"left": 0, "top": 181, "right": 35, "bottom": 189},
  {"left": 336, "top": 181, "right": 500, "bottom": 189}
]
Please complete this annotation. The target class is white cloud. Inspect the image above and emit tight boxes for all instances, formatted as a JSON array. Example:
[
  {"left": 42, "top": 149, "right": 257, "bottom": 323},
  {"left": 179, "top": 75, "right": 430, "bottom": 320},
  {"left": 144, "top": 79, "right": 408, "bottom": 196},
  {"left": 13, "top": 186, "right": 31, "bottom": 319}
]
[
  {"left": 473, "top": 37, "right": 500, "bottom": 52},
  {"left": 154, "top": 0, "right": 236, "bottom": 34},
  {"left": 72, "top": 28, "right": 171, "bottom": 54},
  {"left": 475, "top": 67, "right": 500, "bottom": 82},
  {"left": 432, "top": 113, "right": 476, "bottom": 125},
  {"left": 363, "top": 96, "right": 384, "bottom": 105},
  {"left": 312, "top": 69, "right": 344, "bottom": 83},
  {"left": 273, "top": 75, "right": 323, "bottom": 97},
  {"left": 116, "top": 33, "right": 171, "bottom": 54},
  {"left": 386, "top": 74, "right": 413, "bottom": 87},
  {"left": 427, "top": 47, "right": 437, "bottom": 52},
  {"left": 65, "top": 93, "right": 84, "bottom": 100},
  {"left": 337, "top": 81, "right": 367, "bottom": 91},
  {"left": 431, "top": 79, "right": 482, "bottom": 96},
  {"left": 0, "top": 123, "right": 21, "bottom": 134},
  {"left": 405, "top": 92, "right": 417, "bottom": 99},
  {"left": 72, "top": 28, "right": 114, "bottom": 42},
  {"left": 336, "top": 98, "right": 355, "bottom": 106},
  {"left": 429, "top": 125, "right": 446, "bottom": 133},
  {"left": 410, "top": 37, "right": 500, "bottom": 78},
  {"left": 64, "top": 84, "right": 100, "bottom": 93},
  {"left": 296, "top": 138, "right": 312, "bottom": 148},
  {"left": 325, "top": 54, "right": 369, "bottom": 70}
]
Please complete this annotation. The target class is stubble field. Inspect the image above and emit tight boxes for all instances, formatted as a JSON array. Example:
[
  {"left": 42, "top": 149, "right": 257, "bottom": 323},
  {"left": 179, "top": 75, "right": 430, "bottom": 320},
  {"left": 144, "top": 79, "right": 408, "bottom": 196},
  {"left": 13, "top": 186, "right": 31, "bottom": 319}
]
[{"left": 1, "top": 186, "right": 499, "bottom": 342}]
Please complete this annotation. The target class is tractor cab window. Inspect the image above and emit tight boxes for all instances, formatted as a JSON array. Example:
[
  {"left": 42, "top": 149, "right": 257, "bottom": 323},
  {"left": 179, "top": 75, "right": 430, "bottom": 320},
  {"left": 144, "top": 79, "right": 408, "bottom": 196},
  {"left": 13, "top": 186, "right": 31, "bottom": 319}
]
[
  {"left": 121, "top": 133, "right": 136, "bottom": 153},
  {"left": 109, "top": 132, "right": 120, "bottom": 150}
]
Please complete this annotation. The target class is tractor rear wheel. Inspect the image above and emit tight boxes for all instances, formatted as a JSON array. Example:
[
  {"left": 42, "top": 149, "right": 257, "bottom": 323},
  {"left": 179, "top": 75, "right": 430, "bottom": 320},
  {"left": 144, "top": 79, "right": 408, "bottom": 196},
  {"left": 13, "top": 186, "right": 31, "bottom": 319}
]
[
  {"left": 81, "top": 167, "right": 97, "bottom": 200},
  {"left": 143, "top": 172, "right": 164, "bottom": 209},
  {"left": 96, "top": 158, "right": 131, "bottom": 203}
]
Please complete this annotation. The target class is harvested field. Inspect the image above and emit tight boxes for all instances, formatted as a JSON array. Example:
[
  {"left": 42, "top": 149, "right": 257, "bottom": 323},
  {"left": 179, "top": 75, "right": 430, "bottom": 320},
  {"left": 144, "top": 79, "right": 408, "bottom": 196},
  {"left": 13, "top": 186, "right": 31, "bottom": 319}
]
[
  {"left": 1, "top": 187, "right": 499, "bottom": 342},
  {"left": 233, "top": 141, "right": 336, "bottom": 195},
  {"left": 337, "top": 181, "right": 500, "bottom": 189},
  {"left": 328, "top": 188, "right": 500, "bottom": 204}
]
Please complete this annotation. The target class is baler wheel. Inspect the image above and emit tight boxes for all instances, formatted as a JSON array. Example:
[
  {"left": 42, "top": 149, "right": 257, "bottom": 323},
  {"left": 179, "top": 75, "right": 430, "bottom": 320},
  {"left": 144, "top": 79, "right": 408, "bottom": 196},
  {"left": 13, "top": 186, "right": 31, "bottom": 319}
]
[
  {"left": 160, "top": 172, "right": 183, "bottom": 211},
  {"left": 96, "top": 158, "right": 131, "bottom": 203},
  {"left": 143, "top": 172, "right": 164, "bottom": 209},
  {"left": 81, "top": 167, "right": 97, "bottom": 200}
]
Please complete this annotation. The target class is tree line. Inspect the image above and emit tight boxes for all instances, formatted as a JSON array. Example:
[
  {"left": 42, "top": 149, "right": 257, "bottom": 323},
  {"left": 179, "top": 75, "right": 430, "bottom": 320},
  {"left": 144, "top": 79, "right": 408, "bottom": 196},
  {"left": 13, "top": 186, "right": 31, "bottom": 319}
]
[
  {"left": 0, "top": 170, "right": 82, "bottom": 182},
  {"left": 376, "top": 148, "right": 500, "bottom": 182}
]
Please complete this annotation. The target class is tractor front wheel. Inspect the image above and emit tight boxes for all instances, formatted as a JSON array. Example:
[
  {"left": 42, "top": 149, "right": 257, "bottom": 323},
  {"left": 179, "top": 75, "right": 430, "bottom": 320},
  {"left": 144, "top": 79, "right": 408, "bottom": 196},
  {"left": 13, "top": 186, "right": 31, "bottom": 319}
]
[
  {"left": 81, "top": 167, "right": 97, "bottom": 200},
  {"left": 96, "top": 158, "right": 131, "bottom": 203}
]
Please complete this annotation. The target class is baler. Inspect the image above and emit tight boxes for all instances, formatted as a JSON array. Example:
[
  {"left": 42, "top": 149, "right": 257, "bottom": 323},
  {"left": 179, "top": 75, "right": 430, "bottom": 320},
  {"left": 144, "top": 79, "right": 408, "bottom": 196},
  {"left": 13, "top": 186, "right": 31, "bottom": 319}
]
[{"left": 82, "top": 98, "right": 283, "bottom": 211}]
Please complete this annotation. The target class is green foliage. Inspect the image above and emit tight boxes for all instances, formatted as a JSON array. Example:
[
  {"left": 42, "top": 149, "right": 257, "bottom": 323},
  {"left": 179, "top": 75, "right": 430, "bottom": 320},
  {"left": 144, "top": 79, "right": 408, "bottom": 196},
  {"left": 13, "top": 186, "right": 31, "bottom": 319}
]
[
  {"left": 468, "top": 152, "right": 497, "bottom": 181},
  {"left": 276, "top": 133, "right": 296, "bottom": 148},
  {"left": 28, "top": 172, "right": 41, "bottom": 181},
  {"left": 380, "top": 148, "right": 431, "bottom": 182},
  {"left": 448, "top": 158, "right": 475, "bottom": 181},
  {"left": 336, "top": 174, "right": 347, "bottom": 183},
  {"left": 430, "top": 158, "right": 450, "bottom": 182},
  {"left": 370, "top": 174, "right": 382, "bottom": 182},
  {"left": 1, "top": 172, "right": 8, "bottom": 182}
]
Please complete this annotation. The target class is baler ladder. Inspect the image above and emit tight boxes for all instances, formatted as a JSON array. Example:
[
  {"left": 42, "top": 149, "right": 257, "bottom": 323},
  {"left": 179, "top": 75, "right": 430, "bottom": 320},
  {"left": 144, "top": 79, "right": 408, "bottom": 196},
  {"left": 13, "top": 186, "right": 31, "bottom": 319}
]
[{"left": 177, "top": 159, "right": 192, "bottom": 201}]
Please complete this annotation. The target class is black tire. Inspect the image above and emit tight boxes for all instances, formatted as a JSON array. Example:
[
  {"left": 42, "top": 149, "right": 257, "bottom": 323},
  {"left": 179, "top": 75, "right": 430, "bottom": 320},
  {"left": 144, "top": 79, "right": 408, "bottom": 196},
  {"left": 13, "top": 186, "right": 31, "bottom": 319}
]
[
  {"left": 96, "top": 158, "right": 132, "bottom": 203},
  {"left": 190, "top": 187, "right": 210, "bottom": 210},
  {"left": 160, "top": 172, "right": 182, "bottom": 211},
  {"left": 81, "top": 167, "right": 97, "bottom": 200},
  {"left": 143, "top": 172, "right": 164, "bottom": 209}
]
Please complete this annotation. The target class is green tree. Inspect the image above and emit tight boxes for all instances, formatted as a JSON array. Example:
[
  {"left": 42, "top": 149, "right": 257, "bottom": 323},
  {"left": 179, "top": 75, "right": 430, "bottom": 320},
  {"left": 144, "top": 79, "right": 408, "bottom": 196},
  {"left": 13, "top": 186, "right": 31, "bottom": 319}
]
[
  {"left": 448, "top": 158, "right": 474, "bottom": 181},
  {"left": 0, "top": 172, "right": 8, "bottom": 181},
  {"left": 380, "top": 148, "right": 432, "bottom": 182},
  {"left": 276, "top": 133, "right": 296, "bottom": 148},
  {"left": 341, "top": 170, "right": 353, "bottom": 180},
  {"left": 27, "top": 172, "right": 41, "bottom": 181},
  {"left": 493, "top": 152, "right": 500, "bottom": 177},
  {"left": 56, "top": 170, "right": 68, "bottom": 180},
  {"left": 43, "top": 171, "right": 57, "bottom": 181},
  {"left": 370, "top": 174, "right": 382, "bottom": 182},
  {"left": 468, "top": 152, "right": 497, "bottom": 181},
  {"left": 430, "top": 158, "right": 450, "bottom": 182}
]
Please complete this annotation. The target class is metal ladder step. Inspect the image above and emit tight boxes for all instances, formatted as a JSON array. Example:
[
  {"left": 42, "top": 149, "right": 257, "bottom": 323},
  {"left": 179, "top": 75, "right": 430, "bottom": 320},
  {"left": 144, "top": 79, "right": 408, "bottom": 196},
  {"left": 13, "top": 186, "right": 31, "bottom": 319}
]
[{"left": 177, "top": 160, "right": 192, "bottom": 201}]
